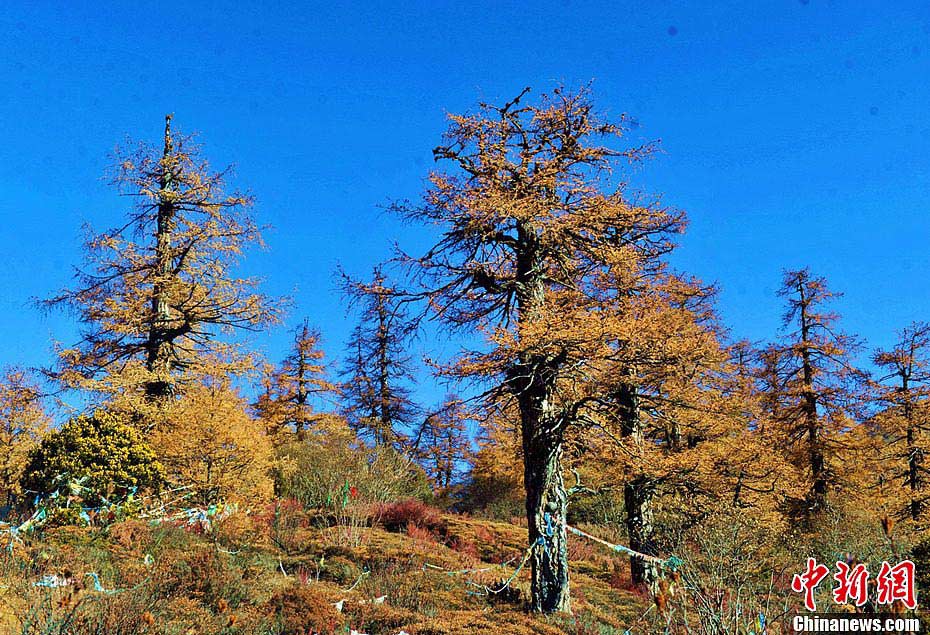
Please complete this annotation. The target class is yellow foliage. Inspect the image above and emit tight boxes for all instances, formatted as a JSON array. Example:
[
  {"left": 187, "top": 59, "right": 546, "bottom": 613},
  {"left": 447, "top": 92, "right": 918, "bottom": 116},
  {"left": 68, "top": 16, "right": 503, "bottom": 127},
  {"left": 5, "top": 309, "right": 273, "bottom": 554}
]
[
  {"left": 151, "top": 380, "right": 273, "bottom": 505},
  {"left": 0, "top": 368, "right": 50, "bottom": 507},
  {"left": 45, "top": 116, "right": 281, "bottom": 401},
  {"left": 254, "top": 319, "right": 338, "bottom": 439}
]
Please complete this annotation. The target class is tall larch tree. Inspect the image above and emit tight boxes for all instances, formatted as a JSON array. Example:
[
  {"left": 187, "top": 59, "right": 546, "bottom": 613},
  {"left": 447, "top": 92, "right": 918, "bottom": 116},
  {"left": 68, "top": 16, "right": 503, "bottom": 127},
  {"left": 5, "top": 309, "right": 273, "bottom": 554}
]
[
  {"left": 45, "top": 115, "right": 280, "bottom": 414},
  {"left": 559, "top": 279, "right": 711, "bottom": 586},
  {"left": 396, "top": 86, "right": 683, "bottom": 612},
  {"left": 254, "top": 319, "right": 337, "bottom": 438},
  {"left": 0, "top": 369, "right": 50, "bottom": 509},
  {"left": 722, "top": 340, "right": 803, "bottom": 512},
  {"left": 466, "top": 400, "right": 526, "bottom": 514},
  {"left": 872, "top": 322, "right": 930, "bottom": 523},
  {"left": 340, "top": 266, "right": 419, "bottom": 446},
  {"left": 573, "top": 281, "right": 795, "bottom": 587},
  {"left": 764, "top": 268, "right": 863, "bottom": 517}
]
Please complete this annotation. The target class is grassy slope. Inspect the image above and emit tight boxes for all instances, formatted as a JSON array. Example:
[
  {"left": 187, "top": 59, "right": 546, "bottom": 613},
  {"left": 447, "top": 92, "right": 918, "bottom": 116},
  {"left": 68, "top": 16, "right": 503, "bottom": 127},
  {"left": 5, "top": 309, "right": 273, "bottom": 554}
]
[{"left": 0, "top": 509, "right": 650, "bottom": 634}]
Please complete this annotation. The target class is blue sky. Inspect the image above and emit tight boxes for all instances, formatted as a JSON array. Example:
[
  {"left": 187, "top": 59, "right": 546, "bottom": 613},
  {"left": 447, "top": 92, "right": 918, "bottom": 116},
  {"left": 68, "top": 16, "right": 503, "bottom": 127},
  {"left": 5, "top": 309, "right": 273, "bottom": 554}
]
[{"left": 1, "top": 1, "right": 929, "bottom": 413}]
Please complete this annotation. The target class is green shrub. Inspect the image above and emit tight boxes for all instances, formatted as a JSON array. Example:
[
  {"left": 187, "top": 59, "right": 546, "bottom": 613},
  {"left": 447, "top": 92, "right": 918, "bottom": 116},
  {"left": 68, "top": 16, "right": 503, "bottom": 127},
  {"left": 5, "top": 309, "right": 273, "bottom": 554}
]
[
  {"left": 274, "top": 431, "right": 432, "bottom": 509},
  {"left": 21, "top": 410, "right": 164, "bottom": 503}
]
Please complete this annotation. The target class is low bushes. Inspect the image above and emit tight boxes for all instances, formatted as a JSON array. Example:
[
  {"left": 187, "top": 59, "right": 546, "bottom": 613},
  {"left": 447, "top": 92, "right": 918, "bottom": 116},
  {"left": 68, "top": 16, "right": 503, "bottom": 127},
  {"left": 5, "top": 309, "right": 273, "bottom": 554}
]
[
  {"left": 274, "top": 432, "right": 432, "bottom": 511},
  {"left": 266, "top": 585, "right": 342, "bottom": 634},
  {"left": 376, "top": 499, "right": 446, "bottom": 535}
]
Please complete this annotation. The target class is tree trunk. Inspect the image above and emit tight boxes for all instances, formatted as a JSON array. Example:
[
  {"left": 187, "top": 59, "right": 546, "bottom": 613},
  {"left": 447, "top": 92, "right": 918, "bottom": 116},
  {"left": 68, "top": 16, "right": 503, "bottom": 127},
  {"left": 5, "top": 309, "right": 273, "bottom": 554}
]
[
  {"left": 798, "top": 286, "right": 826, "bottom": 513},
  {"left": 903, "top": 379, "right": 922, "bottom": 521},
  {"left": 295, "top": 323, "right": 309, "bottom": 437},
  {"left": 804, "top": 390, "right": 826, "bottom": 510},
  {"left": 520, "top": 383, "right": 571, "bottom": 613},
  {"left": 908, "top": 424, "right": 921, "bottom": 521},
  {"left": 145, "top": 114, "right": 176, "bottom": 400},
  {"left": 625, "top": 476, "right": 658, "bottom": 588},
  {"left": 615, "top": 380, "right": 659, "bottom": 587},
  {"left": 513, "top": 220, "right": 570, "bottom": 613},
  {"left": 376, "top": 291, "right": 392, "bottom": 446}
]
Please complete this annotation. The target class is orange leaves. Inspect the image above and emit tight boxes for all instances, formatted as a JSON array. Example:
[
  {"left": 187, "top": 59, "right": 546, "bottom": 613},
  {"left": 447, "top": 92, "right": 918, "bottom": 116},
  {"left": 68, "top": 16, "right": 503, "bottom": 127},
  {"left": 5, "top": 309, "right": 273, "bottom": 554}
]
[
  {"left": 400, "top": 87, "right": 693, "bottom": 395},
  {"left": 151, "top": 379, "right": 273, "bottom": 505},
  {"left": 255, "top": 319, "right": 338, "bottom": 438},
  {"left": 45, "top": 117, "right": 282, "bottom": 403},
  {"left": 763, "top": 269, "right": 868, "bottom": 514},
  {"left": 0, "top": 368, "right": 50, "bottom": 505}
]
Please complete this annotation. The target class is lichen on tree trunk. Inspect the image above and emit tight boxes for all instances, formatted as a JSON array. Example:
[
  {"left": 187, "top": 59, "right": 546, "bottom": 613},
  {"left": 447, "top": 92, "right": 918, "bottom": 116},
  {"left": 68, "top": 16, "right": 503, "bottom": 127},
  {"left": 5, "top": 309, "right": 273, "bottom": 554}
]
[
  {"left": 615, "top": 379, "right": 659, "bottom": 587},
  {"left": 521, "top": 404, "right": 571, "bottom": 613},
  {"left": 624, "top": 477, "right": 658, "bottom": 588}
]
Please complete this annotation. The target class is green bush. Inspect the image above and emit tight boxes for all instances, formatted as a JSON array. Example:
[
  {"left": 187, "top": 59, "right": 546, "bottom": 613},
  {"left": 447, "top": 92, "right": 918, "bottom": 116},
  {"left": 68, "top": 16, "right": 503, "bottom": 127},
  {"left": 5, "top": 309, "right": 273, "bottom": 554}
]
[
  {"left": 21, "top": 410, "right": 164, "bottom": 503},
  {"left": 274, "top": 431, "right": 432, "bottom": 509},
  {"left": 461, "top": 470, "right": 524, "bottom": 521}
]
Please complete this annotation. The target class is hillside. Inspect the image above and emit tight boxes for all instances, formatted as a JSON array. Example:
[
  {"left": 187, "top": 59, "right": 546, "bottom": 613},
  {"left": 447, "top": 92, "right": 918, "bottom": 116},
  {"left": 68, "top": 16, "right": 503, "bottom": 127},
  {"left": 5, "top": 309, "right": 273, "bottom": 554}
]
[
  {"left": 1, "top": 502, "right": 652, "bottom": 635},
  {"left": 1, "top": 65, "right": 925, "bottom": 635}
]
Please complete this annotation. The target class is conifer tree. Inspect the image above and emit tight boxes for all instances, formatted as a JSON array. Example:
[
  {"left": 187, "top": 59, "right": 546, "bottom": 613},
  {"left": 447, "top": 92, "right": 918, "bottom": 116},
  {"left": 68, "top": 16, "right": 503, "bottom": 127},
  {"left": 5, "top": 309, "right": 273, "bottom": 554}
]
[
  {"left": 340, "top": 266, "right": 419, "bottom": 446},
  {"left": 763, "top": 268, "right": 863, "bottom": 516},
  {"left": 254, "top": 319, "right": 337, "bottom": 437},
  {"left": 154, "top": 378, "right": 273, "bottom": 505},
  {"left": 872, "top": 322, "right": 930, "bottom": 522},
  {"left": 414, "top": 394, "right": 472, "bottom": 491},
  {"left": 465, "top": 401, "right": 526, "bottom": 515},
  {"left": 578, "top": 283, "right": 735, "bottom": 585},
  {"left": 45, "top": 115, "right": 280, "bottom": 408},
  {"left": 723, "top": 340, "right": 803, "bottom": 511},
  {"left": 396, "top": 86, "right": 684, "bottom": 612},
  {"left": 22, "top": 409, "right": 164, "bottom": 503},
  {"left": 0, "top": 369, "right": 50, "bottom": 509}
]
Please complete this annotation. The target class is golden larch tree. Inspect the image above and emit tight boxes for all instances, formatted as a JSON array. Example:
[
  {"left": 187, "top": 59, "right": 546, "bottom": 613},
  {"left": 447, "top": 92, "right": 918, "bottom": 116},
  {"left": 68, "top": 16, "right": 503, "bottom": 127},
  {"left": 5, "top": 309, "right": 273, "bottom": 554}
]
[
  {"left": 571, "top": 279, "right": 795, "bottom": 586},
  {"left": 466, "top": 401, "right": 525, "bottom": 515},
  {"left": 763, "top": 268, "right": 864, "bottom": 517},
  {"left": 0, "top": 369, "right": 50, "bottom": 509},
  {"left": 45, "top": 115, "right": 280, "bottom": 410},
  {"left": 396, "top": 86, "right": 684, "bottom": 612},
  {"left": 254, "top": 319, "right": 337, "bottom": 438},
  {"left": 872, "top": 322, "right": 930, "bottom": 523},
  {"left": 153, "top": 378, "right": 273, "bottom": 505}
]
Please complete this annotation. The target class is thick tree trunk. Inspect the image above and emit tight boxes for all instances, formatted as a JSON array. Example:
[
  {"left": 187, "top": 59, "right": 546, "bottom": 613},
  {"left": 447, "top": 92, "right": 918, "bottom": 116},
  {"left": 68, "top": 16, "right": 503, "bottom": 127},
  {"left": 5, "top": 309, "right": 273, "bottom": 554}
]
[
  {"left": 625, "top": 477, "right": 658, "bottom": 588},
  {"left": 615, "top": 380, "right": 659, "bottom": 587},
  {"left": 804, "top": 391, "right": 826, "bottom": 510},
  {"left": 512, "top": 220, "right": 570, "bottom": 613},
  {"left": 520, "top": 388, "right": 571, "bottom": 613},
  {"left": 798, "top": 290, "right": 826, "bottom": 513}
]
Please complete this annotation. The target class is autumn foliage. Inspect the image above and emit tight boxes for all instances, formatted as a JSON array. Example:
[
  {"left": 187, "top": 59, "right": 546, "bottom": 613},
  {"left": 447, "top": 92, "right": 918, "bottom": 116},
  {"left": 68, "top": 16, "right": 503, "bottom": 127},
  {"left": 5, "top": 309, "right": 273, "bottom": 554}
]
[{"left": 0, "top": 87, "right": 924, "bottom": 634}]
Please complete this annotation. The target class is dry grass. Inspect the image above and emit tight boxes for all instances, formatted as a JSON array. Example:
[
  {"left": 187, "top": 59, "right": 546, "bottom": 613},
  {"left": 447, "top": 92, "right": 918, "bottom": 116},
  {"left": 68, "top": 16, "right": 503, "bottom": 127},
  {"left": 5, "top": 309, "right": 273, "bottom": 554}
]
[{"left": 0, "top": 502, "right": 647, "bottom": 634}]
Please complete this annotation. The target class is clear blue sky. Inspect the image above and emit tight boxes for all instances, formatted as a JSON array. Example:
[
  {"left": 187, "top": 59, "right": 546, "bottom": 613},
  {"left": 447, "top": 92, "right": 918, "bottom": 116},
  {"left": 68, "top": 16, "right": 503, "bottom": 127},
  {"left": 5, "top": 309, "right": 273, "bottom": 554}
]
[{"left": 1, "top": 1, "right": 929, "bottom": 412}]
